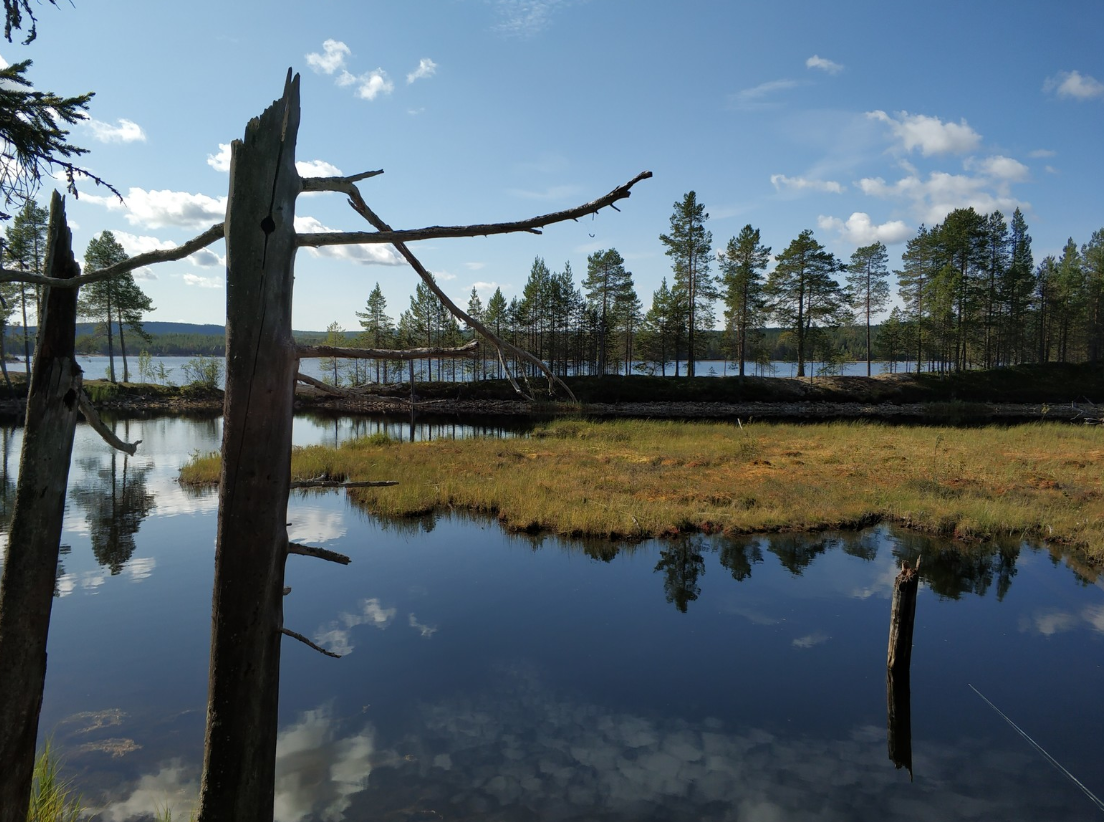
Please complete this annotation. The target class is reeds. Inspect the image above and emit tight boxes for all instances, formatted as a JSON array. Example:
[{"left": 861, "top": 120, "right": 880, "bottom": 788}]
[
  {"left": 27, "top": 741, "right": 82, "bottom": 822},
  {"left": 180, "top": 418, "right": 1104, "bottom": 563}
]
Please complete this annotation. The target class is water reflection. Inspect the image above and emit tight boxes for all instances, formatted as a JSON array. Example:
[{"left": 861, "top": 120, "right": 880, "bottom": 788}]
[
  {"left": 892, "top": 534, "right": 1019, "bottom": 601},
  {"left": 70, "top": 448, "right": 156, "bottom": 575},
  {"left": 716, "top": 536, "right": 764, "bottom": 581},
  {"left": 654, "top": 538, "right": 706, "bottom": 613}
]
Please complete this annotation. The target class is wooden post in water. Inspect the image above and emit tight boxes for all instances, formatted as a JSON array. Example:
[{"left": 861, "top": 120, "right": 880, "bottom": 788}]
[
  {"left": 887, "top": 558, "right": 920, "bottom": 777},
  {"left": 0, "top": 192, "right": 83, "bottom": 822},
  {"left": 197, "top": 72, "right": 300, "bottom": 822}
]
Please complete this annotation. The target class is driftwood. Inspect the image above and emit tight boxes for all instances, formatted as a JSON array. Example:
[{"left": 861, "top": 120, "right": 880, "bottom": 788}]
[
  {"left": 77, "top": 390, "right": 140, "bottom": 455},
  {"left": 887, "top": 558, "right": 921, "bottom": 777},
  {"left": 0, "top": 192, "right": 84, "bottom": 822},
  {"left": 296, "top": 339, "right": 478, "bottom": 361},
  {"left": 287, "top": 542, "right": 351, "bottom": 565}
]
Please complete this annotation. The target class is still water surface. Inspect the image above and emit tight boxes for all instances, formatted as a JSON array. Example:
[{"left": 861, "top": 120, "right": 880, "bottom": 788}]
[{"left": 0, "top": 415, "right": 1101, "bottom": 821}]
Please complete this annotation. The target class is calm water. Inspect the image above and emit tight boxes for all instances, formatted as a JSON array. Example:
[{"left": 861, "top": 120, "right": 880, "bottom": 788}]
[
  {"left": 0, "top": 416, "right": 1101, "bottom": 821},
  {"left": 37, "top": 355, "right": 904, "bottom": 384}
]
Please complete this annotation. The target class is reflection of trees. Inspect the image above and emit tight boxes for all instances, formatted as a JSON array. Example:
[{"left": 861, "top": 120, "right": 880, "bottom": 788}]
[
  {"left": 69, "top": 442, "right": 155, "bottom": 575},
  {"left": 654, "top": 537, "right": 705, "bottom": 613},
  {"left": 892, "top": 533, "right": 1019, "bottom": 601},
  {"left": 838, "top": 530, "right": 880, "bottom": 562},
  {"left": 716, "top": 536, "right": 763, "bottom": 581},
  {"left": 768, "top": 535, "right": 828, "bottom": 576},
  {"left": 0, "top": 427, "right": 15, "bottom": 534}
]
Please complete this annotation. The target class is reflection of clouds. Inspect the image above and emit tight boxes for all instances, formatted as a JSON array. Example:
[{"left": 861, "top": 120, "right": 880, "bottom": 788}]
[
  {"left": 125, "top": 557, "right": 156, "bottom": 582},
  {"left": 849, "top": 560, "right": 901, "bottom": 600},
  {"left": 98, "top": 760, "right": 198, "bottom": 822},
  {"left": 719, "top": 604, "right": 782, "bottom": 625},
  {"left": 314, "top": 598, "right": 396, "bottom": 656},
  {"left": 792, "top": 632, "right": 830, "bottom": 649},
  {"left": 1020, "top": 606, "right": 1104, "bottom": 636},
  {"left": 288, "top": 505, "right": 347, "bottom": 544},
  {"left": 408, "top": 613, "right": 437, "bottom": 638},
  {"left": 274, "top": 705, "right": 378, "bottom": 822},
  {"left": 56, "top": 570, "right": 108, "bottom": 597}
]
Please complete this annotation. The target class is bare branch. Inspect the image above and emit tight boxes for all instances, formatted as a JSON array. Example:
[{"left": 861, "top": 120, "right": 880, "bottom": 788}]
[
  {"left": 295, "top": 371, "right": 357, "bottom": 397},
  {"left": 283, "top": 586, "right": 291, "bottom": 596},
  {"left": 296, "top": 171, "right": 652, "bottom": 250},
  {"left": 301, "top": 169, "right": 383, "bottom": 194},
  {"left": 0, "top": 221, "right": 225, "bottom": 287},
  {"left": 280, "top": 627, "right": 341, "bottom": 659},
  {"left": 77, "top": 391, "right": 140, "bottom": 455},
  {"left": 290, "top": 479, "right": 398, "bottom": 489},
  {"left": 297, "top": 339, "right": 478, "bottom": 360},
  {"left": 288, "top": 542, "right": 351, "bottom": 565},
  {"left": 342, "top": 186, "right": 581, "bottom": 402}
]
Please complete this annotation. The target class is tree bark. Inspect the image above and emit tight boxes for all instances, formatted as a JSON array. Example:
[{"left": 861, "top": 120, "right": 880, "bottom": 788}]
[
  {"left": 0, "top": 191, "right": 83, "bottom": 822},
  {"left": 886, "top": 558, "right": 920, "bottom": 778},
  {"left": 197, "top": 71, "right": 300, "bottom": 822}
]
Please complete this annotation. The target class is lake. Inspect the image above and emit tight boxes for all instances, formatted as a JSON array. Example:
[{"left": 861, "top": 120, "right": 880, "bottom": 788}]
[{"left": 0, "top": 415, "right": 1102, "bottom": 821}]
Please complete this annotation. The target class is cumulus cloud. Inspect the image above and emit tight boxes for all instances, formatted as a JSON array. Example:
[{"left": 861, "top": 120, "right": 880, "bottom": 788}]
[
  {"left": 867, "top": 110, "right": 982, "bottom": 156},
  {"left": 83, "top": 187, "right": 226, "bottom": 230},
  {"left": 295, "top": 159, "right": 343, "bottom": 178},
  {"left": 407, "top": 57, "right": 437, "bottom": 84},
  {"left": 806, "top": 55, "right": 842, "bottom": 74},
  {"left": 82, "top": 117, "right": 146, "bottom": 143},
  {"left": 1043, "top": 70, "right": 1104, "bottom": 100},
  {"left": 112, "top": 230, "right": 176, "bottom": 257},
  {"left": 817, "top": 212, "right": 912, "bottom": 246},
  {"left": 189, "top": 248, "right": 223, "bottom": 267},
  {"left": 1028, "top": 148, "right": 1056, "bottom": 159},
  {"left": 770, "top": 174, "right": 845, "bottom": 194},
  {"left": 295, "top": 215, "right": 404, "bottom": 266},
  {"left": 183, "top": 274, "right": 222, "bottom": 289},
  {"left": 314, "top": 598, "right": 397, "bottom": 656},
  {"left": 732, "top": 79, "right": 798, "bottom": 109},
  {"left": 350, "top": 69, "right": 394, "bottom": 101},
  {"left": 964, "top": 154, "right": 1030, "bottom": 182},
  {"left": 306, "top": 39, "right": 351, "bottom": 75},
  {"left": 206, "top": 143, "right": 231, "bottom": 172},
  {"left": 856, "top": 169, "right": 1027, "bottom": 226}
]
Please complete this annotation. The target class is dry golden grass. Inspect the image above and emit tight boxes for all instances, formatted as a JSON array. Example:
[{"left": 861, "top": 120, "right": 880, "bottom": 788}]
[{"left": 180, "top": 419, "right": 1104, "bottom": 564}]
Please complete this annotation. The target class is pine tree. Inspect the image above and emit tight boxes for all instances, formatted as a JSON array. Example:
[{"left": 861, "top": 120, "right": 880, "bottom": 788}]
[
  {"left": 2, "top": 198, "right": 47, "bottom": 374},
  {"left": 1082, "top": 229, "right": 1104, "bottom": 363},
  {"left": 1003, "top": 209, "right": 1035, "bottom": 365},
  {"left": 79, "top": 231, "right": 153, "bottom": 384},
  {"left": 844, "top": 241, "right": 890, "bottom": 376},
  {"left": 356, "top": 283, "right": 394, "bottom": 382},
  {"left": 659, "top": 192, "right": 714, "bottom": 377},
  {"left": 720, "top": 225, "right": 770, "bottom": 377},
  {"left": 485, "top": 288, "right": 508, "bottom": 379},
  {"left": 583, "top": 248, "right": 633, "bottom": 376},
  {"left": 765, "top": 229, "right": 845, "bottom": 378}
]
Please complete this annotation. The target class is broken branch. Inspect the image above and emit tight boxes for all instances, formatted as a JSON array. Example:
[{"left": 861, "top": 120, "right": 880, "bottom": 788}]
[
  {"left": 77, "top": 391, "right": 140, "bottom": 455},
  {"left": 296, "top": 171, "right": 652, "bottom": 249},
  {"left": 0, "top": 222, "right": 225, "bottom": 288},
  {"left": 288, "top": 542, "right": 352, "bottom": 565},
  {"left": 301, "top": 170, "right": 384, "bottom": 194},
  {"left": 280, "top": 628, "right": 341, "bottom": 659}
]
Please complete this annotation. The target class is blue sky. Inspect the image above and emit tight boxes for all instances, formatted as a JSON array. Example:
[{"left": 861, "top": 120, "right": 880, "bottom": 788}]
[{"left": 3, "top": 0, "right": 1102, "bottom": 331}]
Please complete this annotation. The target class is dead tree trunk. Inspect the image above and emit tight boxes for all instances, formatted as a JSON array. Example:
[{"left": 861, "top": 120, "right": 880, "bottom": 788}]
[
  {"left": 197, "top": 72, "right": 300, "bottom": 822},
  {"left": 0, "top": 192, "right": 83, "bottom": 822},
  {"left": 887, "top": 558, "right": 920, "bottom": 777}
]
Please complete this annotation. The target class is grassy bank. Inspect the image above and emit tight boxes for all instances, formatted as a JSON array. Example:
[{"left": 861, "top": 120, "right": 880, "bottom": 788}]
[{"left": 180, "top": 418, "right": 1104, "bottom": 564}]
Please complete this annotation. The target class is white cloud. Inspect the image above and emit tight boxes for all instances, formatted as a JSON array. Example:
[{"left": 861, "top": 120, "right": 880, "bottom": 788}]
[
  {"left": 733, "top": 79, "right": 797, "bottom": 108},
  {"left": 295, "top": 215, "right": 404, "bottom": 266},
  {"left": 806, "top": 55, "right": 842, "bottom": 75},
  {"left": 464, "top": 262, "right": 486, "bottom": 271},
  {"left": 189, "top": 248, "right": 223, "bottom": 267},
  {"left": 183, "top": 273, "right": 222, "bottom": 289},
  {"left": 817, "top": 212, "right": 912, "bottom": 246},
  {"left": 207, "top": 143, "right": 231, "bottom": 172},
  {"left": 83, "top": 117, "right": 146, "bottom": 143},
  {"left": 1044, "top": 165, "right": 1059, "bottom": 175},
  {"left": 1043, "top": 70, "right": 1104, "bottom": 100},
  {"left": 770, "top": 174, "right": 844, "bottom": 194},
  {"left": 112, "top": 230, "right": 176, "bottom": 257},
  {"left": 856, "top": 169, "right": 1027, "bottom": 226},
  {"left": 295, "top": 159, "right": 343, "bottom": 178},
  {"left": 83, "top": 187, "right": 226, "bottom": 230},
  {"left": 964, "top": 154, "right": 1030, "bottom": 182},
  {"left": 409, "top": 613, "right": 438, "bottom": 638},
  {"left": 491, "top": 0, "right": 578, "bottom": 38},
  {"left": 1028, "top": 148, "right": 1056, "bottom": 159},
  {"left": 306, "top": 39, "right": 351, "bottom": 75},
  {"left": 354, "top": 69, "right": 394, "bottom": 101},
  {"left": 867, "top": 110, "right": 982, "bottom": 156},
  {"left": 471, "top": 280, "right": 504, "bottom": 294},
  {"left": 507, "top": 184, "right": 582, "bottom": 201},
  {"left": 407, "top": 57, "right": 438, "bottom": 84}
]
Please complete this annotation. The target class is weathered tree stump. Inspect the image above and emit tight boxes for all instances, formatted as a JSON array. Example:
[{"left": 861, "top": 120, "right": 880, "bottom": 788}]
[
  {"left": 0, "top": 192, "right": 83, "bottom": 822},
  {"left": 887, "top": 558, "right": 920, "bottom": 777},
  {"left": 197, "top": 71, "right": 301, "bottom": 822}
]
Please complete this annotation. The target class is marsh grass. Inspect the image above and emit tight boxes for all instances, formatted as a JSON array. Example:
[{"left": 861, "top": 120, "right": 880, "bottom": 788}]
[
  {"left": 179, "top": 418, "right": 1104, "bottom": 563},
  {"left": 27, "top": 741, "right": 82, "bottom": 822}
]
